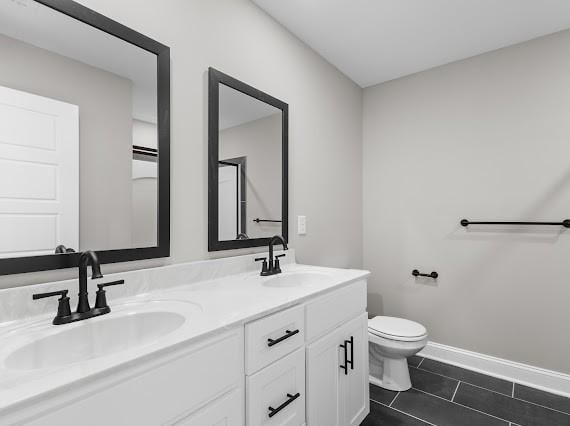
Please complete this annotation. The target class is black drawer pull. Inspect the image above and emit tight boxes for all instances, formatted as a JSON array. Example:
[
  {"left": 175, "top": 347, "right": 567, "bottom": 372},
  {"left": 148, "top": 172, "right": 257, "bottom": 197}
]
[
  {"left": 267, "top": 329, "right": 299, "bottom": 347},
  {"left": 268, "top": 392, "right": 300, "bottom": 418}
]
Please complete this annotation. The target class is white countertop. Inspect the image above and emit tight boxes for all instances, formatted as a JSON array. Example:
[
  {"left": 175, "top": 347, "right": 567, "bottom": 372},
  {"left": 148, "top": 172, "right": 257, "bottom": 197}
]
[{"left": 0, "top": 262, "right": 369, "bottom": 415}]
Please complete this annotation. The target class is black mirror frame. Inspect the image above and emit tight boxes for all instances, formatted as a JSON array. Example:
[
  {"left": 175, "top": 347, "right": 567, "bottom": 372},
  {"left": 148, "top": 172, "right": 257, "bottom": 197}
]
[
  {"left": 0, "top": 0, "right": 170, "bottom": 276},
  {"left": 208, "top": 67, "right": 288, "bottom": 251}
]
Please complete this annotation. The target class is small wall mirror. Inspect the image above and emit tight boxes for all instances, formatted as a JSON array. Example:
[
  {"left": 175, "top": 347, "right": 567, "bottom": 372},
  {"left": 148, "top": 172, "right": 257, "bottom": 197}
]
[
  {"left": 0, "top": 0, "right": 170, "bottom": 275},
  {"left": 208, "top": 68, "right": 288, "bottom": 251}
]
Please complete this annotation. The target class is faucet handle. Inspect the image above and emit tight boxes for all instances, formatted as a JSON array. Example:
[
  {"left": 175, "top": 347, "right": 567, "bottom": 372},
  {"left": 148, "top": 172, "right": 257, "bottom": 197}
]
[
  {"left": 274, "top": 254, "right": 286, "bottom": 273},
  {"left": 255, "top": 257, "right": 269, "bottom": 275},
  {"left": 96, "top": 280, "right": 125, "bottom": 290},
  {"left": 95, "top": 280, "right": 125, "bottom": 311},
  {"left": 33, "top": 289, "right": 68, "bottom": 300},
  {"left": 33, "top": 289, "right": 72, "bottom": 323}
]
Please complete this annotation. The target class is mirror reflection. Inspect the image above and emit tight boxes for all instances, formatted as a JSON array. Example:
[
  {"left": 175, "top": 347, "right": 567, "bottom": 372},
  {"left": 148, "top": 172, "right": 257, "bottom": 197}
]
[
  {"left": 218, "top": 84, "right": 282, "bottom": 241},
  {"left": 0, "top": 0, "right": 159, "bottom": 258}
]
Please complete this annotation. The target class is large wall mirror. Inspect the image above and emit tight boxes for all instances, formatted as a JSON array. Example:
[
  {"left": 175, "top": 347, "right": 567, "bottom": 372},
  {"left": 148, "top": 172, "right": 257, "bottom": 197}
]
[
  {"left": 0, "top": 0, "right": 170, "bottom": 275},
  {"left": 208, "top": 68, "right": 288, "bottom": 251}
]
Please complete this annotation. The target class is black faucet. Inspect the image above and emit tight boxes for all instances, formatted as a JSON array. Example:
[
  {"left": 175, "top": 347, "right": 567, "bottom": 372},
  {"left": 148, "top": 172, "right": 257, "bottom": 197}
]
[
  {"left": 77, "top": 250, "right": 103, "bottom": 313},
  {"left": 55, "top": 244, "right": 76, "bottom": 253},
  {"left": 255, "top": 235, "right": 288, "bottom": 276},
  {"left": 33, "top": 250, "right": 124, "bottom": 325}
]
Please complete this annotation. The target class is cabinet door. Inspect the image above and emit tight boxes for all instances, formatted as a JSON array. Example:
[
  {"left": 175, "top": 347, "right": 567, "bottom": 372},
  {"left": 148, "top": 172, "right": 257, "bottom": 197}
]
[
  {"left": 175, "top": 388, "right": 243, "bottom": 426},
  {"left": 246, "top": 348, "right": 305, "bottom": 426},
  {"left": 306, "top": 326, "right": 343, "bottom": 426},
  {"left": 340, "top": 313, "right": 369, "bottom": 426}
]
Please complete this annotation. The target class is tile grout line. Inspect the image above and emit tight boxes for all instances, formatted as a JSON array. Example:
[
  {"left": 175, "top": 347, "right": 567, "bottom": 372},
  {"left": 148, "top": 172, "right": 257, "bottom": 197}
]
[
  {"left": 411, "top": 385, "right": 513, "bottom": 424},
  {"left": 389, "top": 391, "right": 400, "bottom": 407},
  {"left": 414, "top": 364, "right": 513, "bottom": 397},
  {"left": 451, "top": 381, "right": 461, "bottom": 402},
  {"left": 510, "top": 396, "right": 570, "bottom": 417},
  {"left": 372, "top": 381, "right": 570, "bottom": 420},
  {"left": 410, "top": 362, "right": 570, "bottom": 416},
  {"left": 457, "top": 381, "right": 570, "bottom": 417},
  {"left": 369, "top": 399, "right": 437, "bottom": 426}
]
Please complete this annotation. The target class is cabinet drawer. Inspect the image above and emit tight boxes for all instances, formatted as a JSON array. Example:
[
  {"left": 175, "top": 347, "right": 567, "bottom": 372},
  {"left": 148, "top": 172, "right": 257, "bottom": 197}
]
[
  {"left": 246, "top": 348, "right": 306, "bottom": 426},
  {"left": 305, "top": 280, "right": 367, "bottom": 342},
  {"left": 245, "top": 304, "right": 304, "bottom": 375}
]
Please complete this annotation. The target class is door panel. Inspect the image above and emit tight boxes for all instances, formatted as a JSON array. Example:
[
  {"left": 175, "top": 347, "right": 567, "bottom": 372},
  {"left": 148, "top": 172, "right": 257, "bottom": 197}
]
[
  {"left": 0, "top": 85, "right": 78, "bottom": 257},
  {"left": 306, "top": 326, "right": 343, "bottom": 426}
]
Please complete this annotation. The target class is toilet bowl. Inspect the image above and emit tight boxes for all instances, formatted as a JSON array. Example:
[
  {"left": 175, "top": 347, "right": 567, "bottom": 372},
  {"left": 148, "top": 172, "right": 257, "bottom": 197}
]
[{"left": 368, "top": 316, "right": 428, "bottom": 391}]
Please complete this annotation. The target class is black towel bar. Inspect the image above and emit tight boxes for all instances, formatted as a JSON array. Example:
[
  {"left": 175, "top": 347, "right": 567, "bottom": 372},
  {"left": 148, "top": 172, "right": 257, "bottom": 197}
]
[
  {"left": 253, "top": 218, "right": 282, "bottom": 223},
  {"left": 460, "top": 219, "right": 570, "bottom": 228},
  {"left": 412, "top": 269, "right": 438, "bottom": 279}
]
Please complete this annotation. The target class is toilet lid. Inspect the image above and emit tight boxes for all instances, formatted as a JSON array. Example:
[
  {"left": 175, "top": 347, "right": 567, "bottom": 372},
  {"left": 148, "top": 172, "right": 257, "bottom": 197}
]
[{"left": 368, "top": 316, "right": 427, "bottom": 341}]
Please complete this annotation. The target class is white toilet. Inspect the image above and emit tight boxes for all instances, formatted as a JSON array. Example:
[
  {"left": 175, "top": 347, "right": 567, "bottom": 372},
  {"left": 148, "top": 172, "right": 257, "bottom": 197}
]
[{"left": 368, "top": 316, "right": 428, "bottom": 391}]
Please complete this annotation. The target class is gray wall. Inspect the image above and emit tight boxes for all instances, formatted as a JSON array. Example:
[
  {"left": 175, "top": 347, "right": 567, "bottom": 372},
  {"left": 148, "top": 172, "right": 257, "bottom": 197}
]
[
  {"left": 0, "top": 0, "right": 363, "bottom": 288},
  {"left": 0, "top": 33, "right": 133, "bottom": 254},
  {"left": 220, "top": 114, "right": 282, "bottom": 239},
  {"left": 363, "top": 30, "right": 570, "bottom": 373}
]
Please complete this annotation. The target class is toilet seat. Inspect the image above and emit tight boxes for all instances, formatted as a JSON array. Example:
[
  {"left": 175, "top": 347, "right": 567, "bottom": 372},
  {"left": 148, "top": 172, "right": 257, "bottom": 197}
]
[{"left": 368, "top": 316, "right": 427, "bottom": 342}]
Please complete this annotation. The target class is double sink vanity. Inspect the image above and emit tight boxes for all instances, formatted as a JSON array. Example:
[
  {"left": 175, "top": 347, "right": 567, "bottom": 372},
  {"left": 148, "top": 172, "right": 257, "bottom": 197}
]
[
  {"left": 0, "top": 1, "right": 370, "bottom": 425},
  {"left": 0, "top": 251, "right": 370, "bottom": 425}
]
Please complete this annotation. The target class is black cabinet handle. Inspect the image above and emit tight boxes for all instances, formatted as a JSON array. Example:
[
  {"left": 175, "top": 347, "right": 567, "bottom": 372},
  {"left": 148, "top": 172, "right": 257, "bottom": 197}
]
[
  {"left": 347, "top": 336, "right": 354, "bottom": 370},
  {"left": 268, "top": 393, "right": 300, "bottom": 418},
  {"left": 267, "top": 329, "right": 299, "bottom": 347},
  {"left": 340, "top": 341, "right": 348, "bottom": 375},
  {"left": 340, "top": 336, "right": 355, "bottom": 374}
]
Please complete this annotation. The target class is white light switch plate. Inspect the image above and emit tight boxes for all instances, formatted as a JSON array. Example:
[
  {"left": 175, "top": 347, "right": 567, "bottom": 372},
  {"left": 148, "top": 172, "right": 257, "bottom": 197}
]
[{"left": 297, "top": 215, "right": 306, "bottom": 235}]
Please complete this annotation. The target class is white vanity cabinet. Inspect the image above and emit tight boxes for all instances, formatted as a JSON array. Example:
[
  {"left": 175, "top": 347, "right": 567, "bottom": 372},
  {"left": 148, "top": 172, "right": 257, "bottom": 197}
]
[
  {"left": 5, "top": 328, "right": 245, "bottom": 426},
  {"left": 2, "top": 278, "right": 368, "bottom": 426},
  {"left": 244, "top": 279, "right": 369, "bottom": 426}
]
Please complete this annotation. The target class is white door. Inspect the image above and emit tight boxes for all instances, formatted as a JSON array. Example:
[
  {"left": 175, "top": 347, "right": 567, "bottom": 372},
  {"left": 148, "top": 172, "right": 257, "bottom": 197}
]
[
  {"left": 306, "top": 327, "right": 343, "bottom": 426},
  {"left": 0, "top": 85, "right": 79, "bottom": 257},
  {"left": 218, "top": 164, "right": 238, "bottom": 240},
  {"left": 340, "top": 313, "right": 370, "bottom": 426}
]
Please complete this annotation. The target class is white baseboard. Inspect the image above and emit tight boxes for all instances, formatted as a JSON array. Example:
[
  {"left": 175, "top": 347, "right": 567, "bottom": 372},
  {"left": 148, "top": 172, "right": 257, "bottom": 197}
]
[{"left": 418, "top": 341, "right": 570, "bottom": 398}]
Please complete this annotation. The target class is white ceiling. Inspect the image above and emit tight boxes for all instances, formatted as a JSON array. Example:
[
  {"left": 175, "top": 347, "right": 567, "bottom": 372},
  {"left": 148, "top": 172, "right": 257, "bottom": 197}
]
[
  {"left": 219, "top": 84, "right": 280, "bottom": 130},
  {"left": 253, "top": 0, "right": 570, "bottom": 87},
  {"left": 0, "top": 0, "right": 157, "bottom": 122}
]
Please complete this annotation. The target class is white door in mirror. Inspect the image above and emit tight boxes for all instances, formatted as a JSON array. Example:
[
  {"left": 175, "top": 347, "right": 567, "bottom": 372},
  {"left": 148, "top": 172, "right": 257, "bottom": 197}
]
[{"left": 0, "top": 85, "right": 78, "bottom": 257}]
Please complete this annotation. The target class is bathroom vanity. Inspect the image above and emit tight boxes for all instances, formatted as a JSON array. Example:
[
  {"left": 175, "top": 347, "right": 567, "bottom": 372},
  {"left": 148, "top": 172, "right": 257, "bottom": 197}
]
[{"left": 0, "top": 253, "right": 369, "bottom": 425}]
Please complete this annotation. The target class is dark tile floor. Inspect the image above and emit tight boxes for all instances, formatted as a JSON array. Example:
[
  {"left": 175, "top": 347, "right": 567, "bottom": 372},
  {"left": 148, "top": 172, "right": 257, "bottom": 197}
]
[{"left": 362, "top": 356, "right": 570, "bottom": 426}]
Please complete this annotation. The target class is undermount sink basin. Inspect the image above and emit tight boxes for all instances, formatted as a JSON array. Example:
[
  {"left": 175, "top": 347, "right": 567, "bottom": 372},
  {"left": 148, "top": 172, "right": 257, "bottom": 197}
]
[
  {"left": 5, "top": 309, "right": 186, "bottom": 371},
  {"left": 263, "top": 271, "right": 331, "bottom": 288}
]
